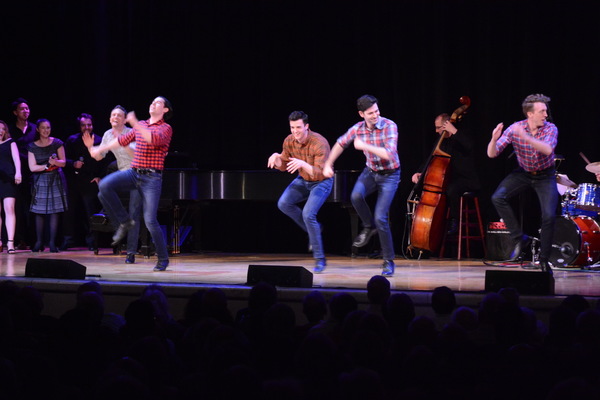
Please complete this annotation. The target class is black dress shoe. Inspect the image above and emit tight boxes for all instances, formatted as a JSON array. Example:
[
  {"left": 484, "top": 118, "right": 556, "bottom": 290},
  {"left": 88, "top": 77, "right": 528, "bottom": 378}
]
[
  {"left": 153, "top": 259, "right": 169, "bottom": 271},
  {"left": 353, "top": 228, "right": 377, "bottom": 248},
  {"left": 507, "top": 236, "right": 530, "bottom": 262},
  {"left": 382, "top": 260, "right": 395, "bottom": 276},
  {"left": 539, "top": 260, "right": 553, "bottom": 275},
  {"left": 125, "top": 253, "right": 135, "bottom": 264},
  {"left": 32, "top": 242, "right": 44, "bottom": 252},
  {"left": 112, "top": 219, "right": 135, "bottom": 246},
  {"left": 522, "top": 260, "right": 554, "bottom": 274}
]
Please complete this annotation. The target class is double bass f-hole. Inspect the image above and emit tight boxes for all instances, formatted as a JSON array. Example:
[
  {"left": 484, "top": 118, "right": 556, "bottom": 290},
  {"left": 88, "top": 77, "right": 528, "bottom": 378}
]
[{"left": 408, "top": 96, "right": 471, "bottom": 253}]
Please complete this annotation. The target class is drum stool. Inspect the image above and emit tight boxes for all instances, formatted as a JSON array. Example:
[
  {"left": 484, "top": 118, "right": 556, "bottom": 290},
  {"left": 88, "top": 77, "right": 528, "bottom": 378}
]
[{"left": 439, "top": 192, "right": 486, "bottom": 260}]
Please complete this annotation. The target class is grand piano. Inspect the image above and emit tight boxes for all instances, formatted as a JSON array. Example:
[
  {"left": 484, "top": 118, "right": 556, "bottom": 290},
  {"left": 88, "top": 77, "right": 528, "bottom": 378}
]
[
  {"left": 160, "top": 169, "right": 360, "bottom": 253},
  {"left": 162, "top": 169, "right": 358, "bottom": 203}
]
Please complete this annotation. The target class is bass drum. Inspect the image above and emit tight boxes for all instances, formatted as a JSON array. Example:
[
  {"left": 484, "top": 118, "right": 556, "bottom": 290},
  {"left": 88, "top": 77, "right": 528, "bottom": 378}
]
[{"left": 550, "top": 216, "right": 600, "bottom": 267}]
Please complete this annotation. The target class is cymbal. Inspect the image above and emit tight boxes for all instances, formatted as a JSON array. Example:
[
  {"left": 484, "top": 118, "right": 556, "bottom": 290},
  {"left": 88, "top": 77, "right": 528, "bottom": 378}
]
[
  {"left": 586, "top": 162, "right": 600, "bottom": 174},
  {"left": 556, "top": 174, "right": 577, "bottom": 189},
  {"left": 554, "top": 154, "right": 565, "bottom": 161}
]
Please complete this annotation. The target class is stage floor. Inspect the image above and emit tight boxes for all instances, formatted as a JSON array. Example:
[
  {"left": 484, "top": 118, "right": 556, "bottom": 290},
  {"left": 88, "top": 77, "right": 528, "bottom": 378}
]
[{"left": 2, "top": 247, "right": 600, "bottom": 297}]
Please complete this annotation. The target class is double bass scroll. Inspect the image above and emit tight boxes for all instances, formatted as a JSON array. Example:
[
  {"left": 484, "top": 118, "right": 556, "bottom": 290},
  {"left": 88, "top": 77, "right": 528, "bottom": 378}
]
[{"left": 408, "top": 96, "right": 471, "bottom": 253}]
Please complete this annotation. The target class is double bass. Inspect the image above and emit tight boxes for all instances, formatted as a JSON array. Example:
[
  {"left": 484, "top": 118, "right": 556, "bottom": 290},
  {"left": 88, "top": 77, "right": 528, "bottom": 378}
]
[{"left": 408, "top": 96, "right": 471, "bottom": 253}]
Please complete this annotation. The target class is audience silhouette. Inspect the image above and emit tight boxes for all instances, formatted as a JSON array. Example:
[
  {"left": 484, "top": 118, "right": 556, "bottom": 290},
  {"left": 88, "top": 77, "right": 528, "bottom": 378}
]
[{"left": 0, "top": 278, "right": 598, "bottom": 399}]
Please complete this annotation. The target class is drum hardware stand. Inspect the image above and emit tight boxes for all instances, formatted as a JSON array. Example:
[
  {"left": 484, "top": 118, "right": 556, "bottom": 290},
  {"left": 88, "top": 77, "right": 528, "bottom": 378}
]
[
  {"left": 527, "top": 236, "right": 540, "bottom": 267},
  {"left": 584, "top": 241, "right": 593, "bottom": 266},
  {"left": 531, "top": 236, "right": 540, "bottom": 263},
  {"left": 521, "top": 235, "right": 545, "bottom": 269},
  {"left": 582, "top": 241, "right": 600, "bottom": 270}
]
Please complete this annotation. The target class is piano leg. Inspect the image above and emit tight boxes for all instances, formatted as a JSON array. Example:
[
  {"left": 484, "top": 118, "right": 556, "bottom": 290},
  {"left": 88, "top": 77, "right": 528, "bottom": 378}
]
[{"left": 172, "top": 205, "right": 180, "bottom": 254}]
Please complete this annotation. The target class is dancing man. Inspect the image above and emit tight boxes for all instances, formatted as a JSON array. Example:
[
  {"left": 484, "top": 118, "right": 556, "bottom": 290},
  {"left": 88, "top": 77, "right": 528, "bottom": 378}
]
[
  {"left": 324, "top": 94, "right": 400, "bottom": 277},
  {"left": 90, "top": 96, "right": 173, "bottom": 271},
  {"left": 268, "top": 111, "right": 332, "bottom": 273},
  {"left": 487, "top": 93, "right": 558, "bottom": 274}
]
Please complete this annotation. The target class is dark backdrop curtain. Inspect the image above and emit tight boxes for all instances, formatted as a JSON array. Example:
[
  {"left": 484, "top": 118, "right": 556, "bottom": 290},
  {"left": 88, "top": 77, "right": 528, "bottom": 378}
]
[{"left": 3, "top": 0, "right": 599, "bottom": 254}]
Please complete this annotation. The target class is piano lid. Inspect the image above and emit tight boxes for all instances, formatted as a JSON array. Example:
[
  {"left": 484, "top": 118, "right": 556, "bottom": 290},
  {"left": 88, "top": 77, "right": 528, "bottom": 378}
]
[{"left": 162, "top": 169, "right": 360, "bottom": 203}]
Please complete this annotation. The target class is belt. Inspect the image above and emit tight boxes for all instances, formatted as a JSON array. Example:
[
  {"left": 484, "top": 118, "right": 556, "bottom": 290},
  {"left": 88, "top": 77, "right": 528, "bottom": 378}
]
[
  {"left": 370, "top": 167, "right": 399, "bottom": 175},
  {"left": 132, "top": 167, "right": 162, "bottom": 175},
  {"left": 527, "top": 167, "right": 553, "bottom": 176}
]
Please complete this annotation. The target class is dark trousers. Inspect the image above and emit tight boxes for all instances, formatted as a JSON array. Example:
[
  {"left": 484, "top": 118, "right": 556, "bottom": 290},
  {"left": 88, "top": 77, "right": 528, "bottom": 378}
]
[{"left": 491, "top": 168, "right": 558, "bottom": 261}]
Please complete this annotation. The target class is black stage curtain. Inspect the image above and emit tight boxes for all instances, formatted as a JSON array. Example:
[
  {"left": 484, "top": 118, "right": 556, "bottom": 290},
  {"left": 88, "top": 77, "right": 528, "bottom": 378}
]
[{"left": 4, "top": 0, "right": 600, "bottom": 253}]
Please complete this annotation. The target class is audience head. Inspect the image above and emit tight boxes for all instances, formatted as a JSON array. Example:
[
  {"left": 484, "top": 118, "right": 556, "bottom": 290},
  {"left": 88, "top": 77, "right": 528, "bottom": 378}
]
[
  {"left": 431, "top": 286, "right": 456, "bottom": 315},
  {"left": 451, "top": 306, "right": 478, "bottom": 332},
  {"left": 123, "top": 298, "right": 157, "bottom": 336},
  {"left": 329, "top": 292, "right": 358, "bottom": 323},
  {"left": 384, "top": 292, "right": 415, "bottom": 332},
  {"left": 562, "top": 294, "right": 590, "bottom": 315},
  {"left": 498, "top": 287, "right": 520, "bottom": 307},
  {"left": 367, "top": 275, "right": 391, "bottom": 306},
  {"left": 302, "top": 290, "right": 327, "bottom": 324},
  {"left": 248, "top": 281, "right": 278, "bottom": 313}
]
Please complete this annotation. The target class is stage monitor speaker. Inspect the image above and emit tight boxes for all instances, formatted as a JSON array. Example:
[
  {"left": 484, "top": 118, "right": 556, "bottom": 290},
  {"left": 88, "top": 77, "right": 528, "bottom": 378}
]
[
  {"left": 484, "top": 270, "right": 554, "bottom": 296},
  {"left": 247, "top": 265, "right": 313, "bottom": 288},
  {"left": 25, "top": 258, "right": 87, "bottom": 280}
]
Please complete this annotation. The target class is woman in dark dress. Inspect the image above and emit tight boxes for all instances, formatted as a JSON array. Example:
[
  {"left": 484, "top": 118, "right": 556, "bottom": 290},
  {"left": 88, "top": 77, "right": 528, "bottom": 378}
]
[
  {"left": 0, "top": 120, "right": 22, "bottom": 253},
  {"left": 27, "top": 119, "right": 67, "bottom": 252}
]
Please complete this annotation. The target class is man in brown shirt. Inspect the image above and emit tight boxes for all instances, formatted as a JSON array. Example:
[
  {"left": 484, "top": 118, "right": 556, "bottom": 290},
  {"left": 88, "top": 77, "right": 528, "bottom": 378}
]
[{"left": 268, "top": 111, "right": 332, "bottom": 273}]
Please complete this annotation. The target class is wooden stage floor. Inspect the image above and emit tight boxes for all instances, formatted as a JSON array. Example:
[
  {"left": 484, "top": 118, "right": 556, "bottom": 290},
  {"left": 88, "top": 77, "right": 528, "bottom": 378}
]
[{"left": 2, "top": 247, "right": 600, "bottom": 297}]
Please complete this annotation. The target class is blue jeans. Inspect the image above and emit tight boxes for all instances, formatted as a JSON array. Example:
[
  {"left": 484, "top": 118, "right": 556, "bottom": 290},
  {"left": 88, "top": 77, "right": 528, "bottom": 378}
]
[
  {"left": 277, "top": 176, "right": 333, "bottom": 260},
  {"left": 351, "top": 167, "right": 400, "bottom": 260},
  {"left": 491, "top": 168, "right": 558, "bottom": 261},
  {"left": 98, "top": 169, "right": 168, "bottom": 262}
]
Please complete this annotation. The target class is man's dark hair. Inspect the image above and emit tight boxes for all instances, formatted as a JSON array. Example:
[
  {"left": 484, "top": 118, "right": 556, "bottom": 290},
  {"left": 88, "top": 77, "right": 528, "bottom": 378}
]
[
  {"left": 11, "top": 97, "right": 30, "bottom": 112},
  {"left": 78, "top": 113, "right": 93, "bottom": 123},
  {"left": 158, "top": 96, "right": 173, "bottom": 121},
  {"left": 357, "top": 94, "right": 378, "bottom": 112},
  {"left": 522, "top": 93, "right": 551, "bottom": 116},
  {"left": 288, "top": 110, "right": 309, "bottom": 124},
  {"left": 112, "top": 105, "right": 127, "bottom": 115}
]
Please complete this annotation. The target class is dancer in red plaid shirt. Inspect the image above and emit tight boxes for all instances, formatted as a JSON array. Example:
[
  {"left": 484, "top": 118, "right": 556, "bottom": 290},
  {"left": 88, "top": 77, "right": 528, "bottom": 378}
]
[
  {"left": 90, "top": 96, "right": 173, "bottom": 271},
  {"left": 324, "top": 94, "right": 400, "bottom": 277}
]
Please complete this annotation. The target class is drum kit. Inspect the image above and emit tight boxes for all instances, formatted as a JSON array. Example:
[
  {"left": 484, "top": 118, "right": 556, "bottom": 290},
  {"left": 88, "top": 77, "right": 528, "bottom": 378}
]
[{"left": 549, "top": 160, "right": 600, "bottom": 268}]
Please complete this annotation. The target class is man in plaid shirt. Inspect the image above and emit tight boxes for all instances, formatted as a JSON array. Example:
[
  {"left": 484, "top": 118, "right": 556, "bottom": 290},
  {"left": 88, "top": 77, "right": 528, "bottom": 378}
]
[
  {"left": 487, "top": 93, "right": 558, "bottom": 274},
  {"left": 89, "top": 96, "right": 173, "bottom": 272},
  {"left": 324, "top": 95, "right": 400, "bottom": 277},
  {"left": 268, "top": 111, "right": 333, "bottom": 273}
]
